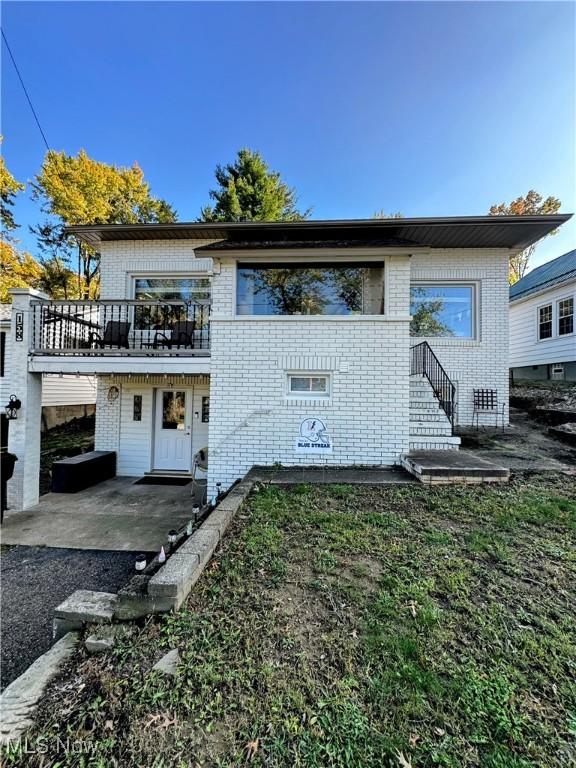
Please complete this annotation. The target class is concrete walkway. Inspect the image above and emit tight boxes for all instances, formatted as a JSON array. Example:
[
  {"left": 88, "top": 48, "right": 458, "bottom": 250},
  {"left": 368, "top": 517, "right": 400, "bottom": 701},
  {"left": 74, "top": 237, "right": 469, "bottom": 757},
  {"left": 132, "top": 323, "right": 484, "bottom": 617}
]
[{"left": 1, "top": 477, "right": 202, "bottom": 552}]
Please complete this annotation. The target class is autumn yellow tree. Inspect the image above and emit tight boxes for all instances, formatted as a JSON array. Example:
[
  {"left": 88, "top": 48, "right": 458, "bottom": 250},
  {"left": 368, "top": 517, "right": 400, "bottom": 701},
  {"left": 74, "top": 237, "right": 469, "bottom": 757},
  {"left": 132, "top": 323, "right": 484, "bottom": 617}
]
[
  {"left": 489, "top": 190, "right": 561, "bottom": 284},
  {"left": 0, "top": 241, "right": 43, "bottom": 302},
  {"left": 0, "top": 136, "right": 25, "bottom": 239},
  {"left": 32, "top": 150, "right": 177, "bottom": 297}
]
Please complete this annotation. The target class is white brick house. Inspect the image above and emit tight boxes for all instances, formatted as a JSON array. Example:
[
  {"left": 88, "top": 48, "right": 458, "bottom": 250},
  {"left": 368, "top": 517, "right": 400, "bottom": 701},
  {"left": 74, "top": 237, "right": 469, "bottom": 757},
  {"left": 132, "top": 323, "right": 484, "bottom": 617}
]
[{"left": 6, "top": 215, "right": 570, "bottom": 510}]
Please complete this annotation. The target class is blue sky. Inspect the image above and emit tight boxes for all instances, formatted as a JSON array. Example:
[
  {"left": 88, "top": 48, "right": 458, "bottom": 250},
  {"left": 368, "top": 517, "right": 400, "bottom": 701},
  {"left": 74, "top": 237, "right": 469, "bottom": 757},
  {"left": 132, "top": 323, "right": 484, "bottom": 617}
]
[{"left": 2, "top": 1, "right": 575, "bottom": 270}]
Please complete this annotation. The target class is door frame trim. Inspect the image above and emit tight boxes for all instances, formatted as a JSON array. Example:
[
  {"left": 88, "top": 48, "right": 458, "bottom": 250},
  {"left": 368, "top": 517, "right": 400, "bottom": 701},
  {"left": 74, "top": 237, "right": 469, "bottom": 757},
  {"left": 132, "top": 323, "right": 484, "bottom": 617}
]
[{"left": 151, "top": 387, "right": 193, "bottom": 473}]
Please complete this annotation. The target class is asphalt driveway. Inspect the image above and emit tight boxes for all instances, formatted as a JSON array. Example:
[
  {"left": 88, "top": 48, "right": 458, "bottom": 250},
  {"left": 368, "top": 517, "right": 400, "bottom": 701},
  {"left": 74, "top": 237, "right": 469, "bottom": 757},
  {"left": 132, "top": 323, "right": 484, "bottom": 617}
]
[{"left": 0, "top": 546, "right": 138, "bottom": 690}]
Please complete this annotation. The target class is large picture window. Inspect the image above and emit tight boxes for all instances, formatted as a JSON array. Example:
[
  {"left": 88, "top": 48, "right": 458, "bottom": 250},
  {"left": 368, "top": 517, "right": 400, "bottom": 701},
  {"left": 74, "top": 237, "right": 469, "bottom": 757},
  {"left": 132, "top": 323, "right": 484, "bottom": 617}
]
[
  {"left": 410, "top": 284, "right": 475, "bottom": 338},
  {"left": 236, "top": 263, "right": 384, "bottom": 316},
  {"left": 134, "top": 277, "right": 211, "bottom": 330}
]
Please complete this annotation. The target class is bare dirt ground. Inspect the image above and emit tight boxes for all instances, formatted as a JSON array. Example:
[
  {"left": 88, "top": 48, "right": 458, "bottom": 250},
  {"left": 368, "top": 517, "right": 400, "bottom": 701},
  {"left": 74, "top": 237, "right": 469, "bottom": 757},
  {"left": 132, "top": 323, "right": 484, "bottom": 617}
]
[{"left": 460, "top": 407, "right": 576, "bottom": 472}]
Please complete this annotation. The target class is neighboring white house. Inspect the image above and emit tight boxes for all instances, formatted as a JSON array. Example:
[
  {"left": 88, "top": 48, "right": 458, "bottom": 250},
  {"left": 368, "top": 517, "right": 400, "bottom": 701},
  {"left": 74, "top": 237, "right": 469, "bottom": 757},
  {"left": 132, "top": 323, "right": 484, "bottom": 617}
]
[
  {"left": 509, "top": 249, "right": 576, "bottom": 382},
  {"left": 6, "top": 214, "right": 571, "bottom": 510},
  {"left": 1, "top": 304, "right": 97, "bottom": 430}
]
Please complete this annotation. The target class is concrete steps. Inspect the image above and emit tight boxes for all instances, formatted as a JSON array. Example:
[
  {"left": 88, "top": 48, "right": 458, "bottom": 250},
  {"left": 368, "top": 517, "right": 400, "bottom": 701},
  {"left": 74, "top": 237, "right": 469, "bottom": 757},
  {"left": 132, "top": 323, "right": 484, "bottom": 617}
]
[
  {"left": 409, "top": 375, "right": 459, "bottom": 451},
  {"left": 401, "top": 450, "right": 509, "bottom": 485}
]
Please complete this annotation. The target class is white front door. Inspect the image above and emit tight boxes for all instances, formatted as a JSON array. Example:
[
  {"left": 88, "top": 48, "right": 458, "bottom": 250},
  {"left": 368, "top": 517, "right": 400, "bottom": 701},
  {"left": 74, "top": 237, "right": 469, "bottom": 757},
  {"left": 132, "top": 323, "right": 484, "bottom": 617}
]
[{"left": 153, "top": 389, "right": 192, "bottom": 471}]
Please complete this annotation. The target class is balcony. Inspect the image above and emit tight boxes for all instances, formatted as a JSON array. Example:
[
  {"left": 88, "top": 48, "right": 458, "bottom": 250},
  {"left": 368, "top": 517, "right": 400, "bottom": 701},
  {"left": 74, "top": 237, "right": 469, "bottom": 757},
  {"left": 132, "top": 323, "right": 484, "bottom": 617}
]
[{"left": 30, "top": 299, "right": 211, "bottom": 358}]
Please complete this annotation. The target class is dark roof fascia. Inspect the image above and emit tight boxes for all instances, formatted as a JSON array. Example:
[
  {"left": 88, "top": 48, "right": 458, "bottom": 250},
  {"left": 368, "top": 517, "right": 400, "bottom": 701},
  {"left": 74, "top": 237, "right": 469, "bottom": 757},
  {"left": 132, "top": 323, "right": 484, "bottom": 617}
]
[{"left": 65, "top": 214, "right": 573, "bottom": 250}]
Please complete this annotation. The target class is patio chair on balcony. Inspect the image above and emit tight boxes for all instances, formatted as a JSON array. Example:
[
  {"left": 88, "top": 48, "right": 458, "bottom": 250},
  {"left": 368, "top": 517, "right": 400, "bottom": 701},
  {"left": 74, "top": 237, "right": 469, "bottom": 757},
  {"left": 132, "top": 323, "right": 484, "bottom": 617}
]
[
  {"left": 153, "top": 320, "right": 196, "bottom": 350},
  {"left": 89, "top": 321, "right": 131, "bottom": 350}
]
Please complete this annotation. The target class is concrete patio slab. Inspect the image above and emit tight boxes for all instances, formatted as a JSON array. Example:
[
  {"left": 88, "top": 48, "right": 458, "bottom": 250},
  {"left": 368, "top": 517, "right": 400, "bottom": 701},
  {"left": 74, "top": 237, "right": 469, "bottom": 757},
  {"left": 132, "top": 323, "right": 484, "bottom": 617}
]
[{"left": 1, "top": 477, "right": 202, "bottom": 551}]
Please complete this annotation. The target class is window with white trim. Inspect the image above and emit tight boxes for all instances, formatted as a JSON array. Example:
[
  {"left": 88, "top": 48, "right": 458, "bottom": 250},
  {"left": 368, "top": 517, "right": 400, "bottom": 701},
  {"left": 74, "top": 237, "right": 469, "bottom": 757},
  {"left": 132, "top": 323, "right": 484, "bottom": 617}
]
[
  {"left": 410, "top": 284, "right": 476, "bottom": 338},
  {"left": 558, "top": 297, "right": 574, "bottom": 336},
  {"left": 287, "top": 374, "right": 330, "bottom": 398},
  {"left": 538, "top": 304, "right": 553, "bottom": 340}
]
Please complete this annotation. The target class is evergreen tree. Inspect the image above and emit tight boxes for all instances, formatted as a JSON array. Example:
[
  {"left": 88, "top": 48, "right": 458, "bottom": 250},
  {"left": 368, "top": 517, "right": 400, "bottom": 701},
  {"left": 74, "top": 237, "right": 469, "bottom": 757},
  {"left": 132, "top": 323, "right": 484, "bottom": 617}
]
[{"left": 200, "top": 149, "right": 310, "bottom": 222}]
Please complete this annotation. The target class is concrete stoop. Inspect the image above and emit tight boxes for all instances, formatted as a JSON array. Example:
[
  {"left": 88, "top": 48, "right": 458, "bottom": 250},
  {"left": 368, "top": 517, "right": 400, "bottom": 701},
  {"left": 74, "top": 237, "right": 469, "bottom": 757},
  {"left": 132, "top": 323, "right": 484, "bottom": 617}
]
[{"left": 401, "top": 450, "right": 510, "bottom": 485}]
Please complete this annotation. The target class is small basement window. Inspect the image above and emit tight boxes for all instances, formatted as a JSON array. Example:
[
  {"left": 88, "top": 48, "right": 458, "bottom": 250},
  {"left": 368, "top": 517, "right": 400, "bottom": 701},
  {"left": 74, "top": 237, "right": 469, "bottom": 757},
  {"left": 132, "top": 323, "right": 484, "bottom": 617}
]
[
  {"left": 287, "top": 374, "right": 330, "bottom": 398},
  {"left": 538, "top": 304, "right": 553, "bottom": 340}
]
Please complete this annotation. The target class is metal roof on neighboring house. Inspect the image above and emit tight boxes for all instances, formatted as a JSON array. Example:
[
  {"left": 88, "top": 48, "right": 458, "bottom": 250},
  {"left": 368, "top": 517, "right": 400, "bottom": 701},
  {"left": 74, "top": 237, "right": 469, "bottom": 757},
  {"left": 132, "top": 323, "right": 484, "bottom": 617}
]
[
  {"left": 509, "top": 249, "right": 576, "bottom": 302},
  {"left": 65, "top": 214, "right": 572, "bottom": 251}
]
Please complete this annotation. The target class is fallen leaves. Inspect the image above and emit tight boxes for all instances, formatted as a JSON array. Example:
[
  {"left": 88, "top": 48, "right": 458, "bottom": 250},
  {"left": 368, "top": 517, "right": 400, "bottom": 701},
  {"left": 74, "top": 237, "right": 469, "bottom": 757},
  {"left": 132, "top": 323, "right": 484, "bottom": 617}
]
[{"left": 245, "top": 737, "right": 260, "bottom": 760}]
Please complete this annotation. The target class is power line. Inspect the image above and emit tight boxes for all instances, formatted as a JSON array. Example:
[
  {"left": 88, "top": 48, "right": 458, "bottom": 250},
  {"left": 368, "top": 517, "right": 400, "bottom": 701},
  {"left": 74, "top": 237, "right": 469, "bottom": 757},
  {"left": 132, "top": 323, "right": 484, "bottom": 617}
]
[{"left": 1, "top": 28, "right": 50, "bottom": 151}]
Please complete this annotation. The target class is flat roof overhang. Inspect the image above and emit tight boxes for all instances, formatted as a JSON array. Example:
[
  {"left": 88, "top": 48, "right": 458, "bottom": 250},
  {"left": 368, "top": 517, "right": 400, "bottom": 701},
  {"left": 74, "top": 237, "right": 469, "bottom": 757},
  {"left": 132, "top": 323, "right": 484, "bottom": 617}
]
[{"left": 65, "top": 214, "right": 572, "bottom": 251}]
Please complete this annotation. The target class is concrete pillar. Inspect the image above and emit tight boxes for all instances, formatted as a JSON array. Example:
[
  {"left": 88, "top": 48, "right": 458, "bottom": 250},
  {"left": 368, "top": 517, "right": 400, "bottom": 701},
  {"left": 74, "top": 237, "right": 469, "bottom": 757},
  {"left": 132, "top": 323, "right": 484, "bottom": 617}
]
[{"left": 7, "top": 288, "right": 48, "bottom": 512}]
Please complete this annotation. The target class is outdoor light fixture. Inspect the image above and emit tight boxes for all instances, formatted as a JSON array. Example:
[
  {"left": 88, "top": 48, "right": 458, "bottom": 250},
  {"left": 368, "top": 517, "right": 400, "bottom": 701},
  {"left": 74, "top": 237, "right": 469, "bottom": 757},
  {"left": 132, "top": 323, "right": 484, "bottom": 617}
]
[
  {"left": 167, "top": 529, "right": 178, "bottom": 545},
  {"left": 4, "top": 395, "right": 21, "bottom": 420}
]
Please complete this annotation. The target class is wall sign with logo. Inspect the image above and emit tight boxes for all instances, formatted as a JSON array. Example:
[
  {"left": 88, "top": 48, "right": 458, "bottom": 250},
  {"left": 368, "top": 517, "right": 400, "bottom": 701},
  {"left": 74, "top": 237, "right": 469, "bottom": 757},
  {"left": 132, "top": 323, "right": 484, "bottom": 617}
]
[
  {"left": 295, "top": 417, "right": 332, "bottom": 454},
  {"left": 15, "top": 312, "right": 24, "bottom": 342}
]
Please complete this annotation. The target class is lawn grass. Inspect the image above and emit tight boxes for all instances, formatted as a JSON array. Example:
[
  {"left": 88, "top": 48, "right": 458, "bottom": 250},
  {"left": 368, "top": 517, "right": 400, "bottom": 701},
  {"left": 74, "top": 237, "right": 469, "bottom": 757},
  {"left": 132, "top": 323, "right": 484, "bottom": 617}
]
[{"left": 3, "top": 474, "right": 575, "bottom": 767}]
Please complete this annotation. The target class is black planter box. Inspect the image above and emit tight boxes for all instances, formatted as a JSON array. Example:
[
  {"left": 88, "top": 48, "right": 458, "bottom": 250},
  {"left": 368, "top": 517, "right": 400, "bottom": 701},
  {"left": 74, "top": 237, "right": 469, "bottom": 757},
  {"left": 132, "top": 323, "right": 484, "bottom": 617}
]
[{"left": 51, "top": 451, "right": 116, "bottom": 493}]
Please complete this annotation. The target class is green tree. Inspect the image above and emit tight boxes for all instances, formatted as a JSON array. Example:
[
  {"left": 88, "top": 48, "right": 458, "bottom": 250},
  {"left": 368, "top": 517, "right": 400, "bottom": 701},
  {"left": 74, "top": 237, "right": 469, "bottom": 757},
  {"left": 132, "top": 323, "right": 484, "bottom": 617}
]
[
  {"left": 410, "top": 288, "right": 453, "bottom": 337},
  {"left": 200, "top": 148, "right": 311, "bottom": 222},
  {"left": 31, "top": 149, "right": 177, "bottom": 298},
  {"left": 0, "top": 137, "right": 25, "bottom": 237},
  {"left": 489, "top": 190, "right": 562, "bottom": 284}
]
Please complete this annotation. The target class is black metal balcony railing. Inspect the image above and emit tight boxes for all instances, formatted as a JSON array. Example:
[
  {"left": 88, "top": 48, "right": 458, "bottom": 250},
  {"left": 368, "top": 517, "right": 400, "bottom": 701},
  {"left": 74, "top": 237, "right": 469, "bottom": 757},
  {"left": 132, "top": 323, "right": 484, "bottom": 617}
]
[
  {"left": 30, "top": 300, "right": 211, "bottom": 355},
  {"left": 410, "top": 341, "right": 456, "bottom": 431}
]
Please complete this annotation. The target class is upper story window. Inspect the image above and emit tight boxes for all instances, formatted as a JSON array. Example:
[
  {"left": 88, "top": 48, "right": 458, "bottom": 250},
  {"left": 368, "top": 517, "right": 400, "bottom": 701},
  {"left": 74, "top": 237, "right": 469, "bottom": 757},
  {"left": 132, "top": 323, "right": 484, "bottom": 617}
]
[
  {"left": 134, "top": 277, "right": 211, "bottom": 330},
  {"left": 236, "top": 263, "right": 384, "bottom": 316},
  {"left": 538, "top": 304, "right": 553, "bottom": 340},
  {"left": 558, "top": 297, "right": 574, "bottom": 336},
  {"left": 410, "top": 284, "right": 475, "bottom": 338}
]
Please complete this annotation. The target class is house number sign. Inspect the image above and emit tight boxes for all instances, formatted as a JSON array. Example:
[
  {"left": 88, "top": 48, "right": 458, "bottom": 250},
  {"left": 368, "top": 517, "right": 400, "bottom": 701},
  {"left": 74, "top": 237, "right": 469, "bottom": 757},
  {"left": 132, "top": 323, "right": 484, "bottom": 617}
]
[{"left": 15, "top": 312, "right": 24, "bottom": 342}]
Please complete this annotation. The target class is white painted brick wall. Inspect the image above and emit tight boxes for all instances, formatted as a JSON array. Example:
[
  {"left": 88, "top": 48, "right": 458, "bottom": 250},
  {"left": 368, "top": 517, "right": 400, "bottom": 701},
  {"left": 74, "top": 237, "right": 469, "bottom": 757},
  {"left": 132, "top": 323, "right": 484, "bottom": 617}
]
[
  {"left": 410, "top": 249, "right": 510, "bottom": 426},
  {"left": 98, "top": 239, "right": 218, "bottom": 299},
  {"left": 94, "top": 377, "right": 121, "bottom": 453},
  {"left": 207, "top": 258, "right": 412, "bottom": 495}
]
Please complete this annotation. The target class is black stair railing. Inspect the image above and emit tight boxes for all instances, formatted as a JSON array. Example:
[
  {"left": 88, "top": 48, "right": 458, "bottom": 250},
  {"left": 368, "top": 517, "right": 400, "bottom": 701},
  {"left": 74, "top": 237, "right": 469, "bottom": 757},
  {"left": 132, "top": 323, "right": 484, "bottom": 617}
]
[{"left": 410, "top": 341, "right": 456, "bottom": 432}]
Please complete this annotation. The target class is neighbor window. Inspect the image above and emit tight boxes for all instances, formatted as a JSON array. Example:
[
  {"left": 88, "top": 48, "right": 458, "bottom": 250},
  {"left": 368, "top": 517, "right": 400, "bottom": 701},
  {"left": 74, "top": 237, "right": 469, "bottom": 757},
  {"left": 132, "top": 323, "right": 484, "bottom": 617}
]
[
  {"left": 558, "top": 297, "right": 574, "bottom": 336},
  {"left": 236, "top": 263, "right": 384, "bottom": 315},
  {"left": 134, "top": 277, "right": 211, "bottom": 329},
  {"left": 287, "top": 374, "right": 330, "bottom": 398},
  {"left": 538, "top": 304, "right": 553, "bottom": 340},
  {"left": 410, "top": 284, "right": 475, "bottom": 338}
]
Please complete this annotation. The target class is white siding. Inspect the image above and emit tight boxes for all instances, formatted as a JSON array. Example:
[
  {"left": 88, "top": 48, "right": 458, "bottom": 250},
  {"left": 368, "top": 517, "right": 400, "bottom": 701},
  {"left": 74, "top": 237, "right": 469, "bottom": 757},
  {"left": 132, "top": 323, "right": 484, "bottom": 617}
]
[
  {"left": 1, "top": 320, "right": 96, "bottom": 407},
  {"left": 510, "top": 281, "right": 576, "bottom": 367},
  {"left": 42, "top": 375, "right": 97, "bottom": 406},
  {"left": 118, "top": 385, "right": 154, "bottom": 476},
  {"left": 410, "top": 249, "right": 510, "bottom": 426}
]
